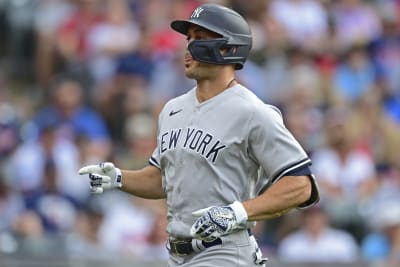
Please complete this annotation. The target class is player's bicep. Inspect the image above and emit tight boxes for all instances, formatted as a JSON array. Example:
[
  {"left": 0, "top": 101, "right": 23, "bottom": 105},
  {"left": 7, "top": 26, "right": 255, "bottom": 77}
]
[
  {"left": 256, "top": 163, "right": 319, "bottom": 208},
  {"left": 280, "top": 165, "right": 320, "bottom": 208}
]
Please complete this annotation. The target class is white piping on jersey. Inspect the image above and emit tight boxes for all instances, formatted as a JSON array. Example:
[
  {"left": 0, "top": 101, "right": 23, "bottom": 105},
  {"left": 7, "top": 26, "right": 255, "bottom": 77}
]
[
  {"left": 149, "top": 156, "right": 160, "bottom": 168},
  {"left": 271, "top": 158, "right": 311, "bottom": 184}
]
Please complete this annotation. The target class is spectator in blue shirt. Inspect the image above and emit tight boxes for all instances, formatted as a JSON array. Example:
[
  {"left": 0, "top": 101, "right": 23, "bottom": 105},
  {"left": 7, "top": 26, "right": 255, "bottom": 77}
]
[{"left": 33, "top": 74, "right": 112, "bottom": 161}]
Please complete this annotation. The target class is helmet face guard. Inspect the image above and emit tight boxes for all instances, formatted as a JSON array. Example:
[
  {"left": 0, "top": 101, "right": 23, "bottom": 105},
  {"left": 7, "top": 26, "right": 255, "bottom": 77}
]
[
  {"left": 171, "top": 4, "right": 252, "bottom": 70},
  {"left": 188, "top": 39, "right": 249, "bottom": 69}
]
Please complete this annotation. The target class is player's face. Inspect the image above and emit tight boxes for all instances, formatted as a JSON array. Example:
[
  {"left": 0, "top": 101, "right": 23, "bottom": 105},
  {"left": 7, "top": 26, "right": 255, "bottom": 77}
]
[{"left": 184, "top": 25, "right": 222, "bottom": 80}]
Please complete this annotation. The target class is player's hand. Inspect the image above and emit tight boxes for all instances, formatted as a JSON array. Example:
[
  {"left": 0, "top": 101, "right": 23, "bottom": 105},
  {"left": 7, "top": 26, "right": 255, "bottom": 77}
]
[
  {"left": 78, "top": 162, "right": 122, "bottom": 194},
  {"left": 190, "top": 201, "right": 248, "bottom": 241}
]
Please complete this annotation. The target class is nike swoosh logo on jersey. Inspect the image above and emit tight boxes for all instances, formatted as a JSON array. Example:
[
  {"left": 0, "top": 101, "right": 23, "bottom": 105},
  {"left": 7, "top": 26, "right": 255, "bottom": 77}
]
[{"left": 169, "top": 109, "right": 183, "bottom": 116}]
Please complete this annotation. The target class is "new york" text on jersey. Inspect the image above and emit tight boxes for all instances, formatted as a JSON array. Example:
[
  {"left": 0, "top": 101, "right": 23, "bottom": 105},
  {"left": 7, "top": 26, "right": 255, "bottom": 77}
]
[{"left": 160, "top": 127, "right": 226, "bottom": 163}]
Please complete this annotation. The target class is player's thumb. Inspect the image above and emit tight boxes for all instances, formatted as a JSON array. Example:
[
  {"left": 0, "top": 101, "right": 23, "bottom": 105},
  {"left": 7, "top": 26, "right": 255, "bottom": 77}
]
[
  {"left": 192, "top": 207, "right": 211, "bottom": 217},
  {"left": 78, "top": 165, "right": 100, "bottom": 175}
]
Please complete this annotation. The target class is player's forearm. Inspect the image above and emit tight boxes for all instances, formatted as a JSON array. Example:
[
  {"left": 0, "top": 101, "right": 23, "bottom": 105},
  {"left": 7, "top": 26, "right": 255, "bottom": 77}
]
[
  {"left": 243, "top": 175, "right": 312, "bottom": 221},
  {"left": 120, "top": 166, "right": 166, "bottom": 199}
]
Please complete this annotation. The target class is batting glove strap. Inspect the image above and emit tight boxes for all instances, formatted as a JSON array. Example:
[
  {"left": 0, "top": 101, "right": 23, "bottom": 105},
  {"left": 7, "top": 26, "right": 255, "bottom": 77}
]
[
  {"left": 229, "top": 201, "right": 248, "bottom": 225},
  {"left": 114, "top": 167, "right": 123, "bottom": 188}
]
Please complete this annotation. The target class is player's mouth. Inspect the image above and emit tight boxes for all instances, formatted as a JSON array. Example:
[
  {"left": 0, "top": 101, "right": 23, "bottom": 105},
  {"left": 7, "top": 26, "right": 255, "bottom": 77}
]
[{"left": 184, "top": 54, "right": 193, "bottom": 67}]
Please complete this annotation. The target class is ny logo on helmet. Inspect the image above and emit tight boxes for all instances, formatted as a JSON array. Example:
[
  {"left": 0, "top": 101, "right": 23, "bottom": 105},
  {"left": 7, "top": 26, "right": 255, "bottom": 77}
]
[{"left": 191, "top": 7, "right": 204, "bottom": 18}]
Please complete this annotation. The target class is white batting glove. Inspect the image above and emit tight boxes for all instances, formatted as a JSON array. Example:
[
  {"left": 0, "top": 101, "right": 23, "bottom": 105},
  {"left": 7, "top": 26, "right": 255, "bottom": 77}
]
[
  {"left": 190, "top": 201, "right": 248, "bottom": 241},
  {"left": 78, "top": 162, "right": 122, "bottom": 194}
]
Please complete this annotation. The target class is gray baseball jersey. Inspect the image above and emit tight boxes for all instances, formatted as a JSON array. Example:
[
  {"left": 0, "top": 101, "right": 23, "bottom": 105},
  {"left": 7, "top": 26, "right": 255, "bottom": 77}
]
[{"left": 150, "top": 84, "right": 317, "bottom": 238}]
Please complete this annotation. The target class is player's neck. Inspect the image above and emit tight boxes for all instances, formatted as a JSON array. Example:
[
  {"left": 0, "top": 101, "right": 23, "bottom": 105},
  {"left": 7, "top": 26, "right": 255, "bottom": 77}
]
[{"left": 196, "top": 76, "right": 237, "bottom": 103}]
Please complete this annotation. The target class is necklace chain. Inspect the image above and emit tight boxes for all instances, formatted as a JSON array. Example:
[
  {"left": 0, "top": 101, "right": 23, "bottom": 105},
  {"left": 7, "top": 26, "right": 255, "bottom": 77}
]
[{"left": 226, "top": 78, "right": 236, "bottom": 89}]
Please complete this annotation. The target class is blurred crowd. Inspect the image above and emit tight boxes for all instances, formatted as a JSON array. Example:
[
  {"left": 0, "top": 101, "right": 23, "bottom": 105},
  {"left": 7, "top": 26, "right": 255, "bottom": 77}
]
[{"left": 0, "top": 0, "right": 400, "bottom": 265}]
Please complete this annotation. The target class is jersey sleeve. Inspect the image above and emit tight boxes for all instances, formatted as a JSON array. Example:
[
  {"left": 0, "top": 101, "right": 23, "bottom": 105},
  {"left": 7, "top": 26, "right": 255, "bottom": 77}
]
[
  {"left": 248, "top": 104, "right": 319, "bottom": 207},
  {"left": 248, "top": 104, "right": 310, "bottom": 184}
]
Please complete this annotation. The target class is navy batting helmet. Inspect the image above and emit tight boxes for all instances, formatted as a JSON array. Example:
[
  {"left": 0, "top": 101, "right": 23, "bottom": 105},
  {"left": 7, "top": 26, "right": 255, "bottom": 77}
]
[{"left": 171, "top": 3, "right": 252, "bottom": 70}]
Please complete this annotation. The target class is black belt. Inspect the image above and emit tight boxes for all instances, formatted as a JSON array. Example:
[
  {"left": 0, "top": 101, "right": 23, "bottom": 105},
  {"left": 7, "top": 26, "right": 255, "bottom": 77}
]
[
  {"left": 167, "top": 229, "right": 252, "bottom": 256},
  {"left": 167, "top": 238, "right": 222, "bottom": 256}
]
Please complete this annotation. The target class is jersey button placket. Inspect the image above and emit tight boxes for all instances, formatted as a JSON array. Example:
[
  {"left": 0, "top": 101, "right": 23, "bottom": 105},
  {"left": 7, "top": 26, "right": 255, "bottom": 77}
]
[{"left": 189, "top": 106, "right": 200, "bottom": 125}]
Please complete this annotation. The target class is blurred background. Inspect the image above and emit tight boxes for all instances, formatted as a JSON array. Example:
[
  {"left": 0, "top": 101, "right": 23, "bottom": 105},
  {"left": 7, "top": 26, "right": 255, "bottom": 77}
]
[{"left": 0, "top": 0, "right": 400, "bottom": 266}]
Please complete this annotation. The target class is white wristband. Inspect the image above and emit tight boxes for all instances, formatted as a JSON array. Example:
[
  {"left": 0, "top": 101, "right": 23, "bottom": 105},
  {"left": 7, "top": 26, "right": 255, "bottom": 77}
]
[
  {"left": 115, "top": 168, "right": 123, "bottom": 187},
  {"left": 230, "top": 201, "right": 248, "bottom": 224}
]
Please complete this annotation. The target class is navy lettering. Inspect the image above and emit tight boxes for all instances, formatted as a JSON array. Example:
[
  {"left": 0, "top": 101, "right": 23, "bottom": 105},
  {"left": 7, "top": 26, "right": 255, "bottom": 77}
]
[
  {"left": 197, "top": 133, "right": 212, "bottom": 154},
  {"left": 161, "top": 132, "right": 169, "bottom": 153},
  {"left": 189, "top": 130, "right": 203, "bottom": 149},
  {"left": 169, "top": 129, "right": 182, "bottom": 149},
  {"left": 159, "top": 127, "right": 226, "bottom": 164},
  {"left": 206, "top": 141, "right": 227, "bottom": 163},
  {"left": 184, "top": 128, "right": 196, "bottom": 147}
]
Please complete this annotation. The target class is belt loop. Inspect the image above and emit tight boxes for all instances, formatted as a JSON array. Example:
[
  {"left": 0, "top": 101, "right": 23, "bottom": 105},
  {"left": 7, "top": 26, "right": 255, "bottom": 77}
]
[{"left": 247, "top": 228, "right": 252, "bottom": 236}]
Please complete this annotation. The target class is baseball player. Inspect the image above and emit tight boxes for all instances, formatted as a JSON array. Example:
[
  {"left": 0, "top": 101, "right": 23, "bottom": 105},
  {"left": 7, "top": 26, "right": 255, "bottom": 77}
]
[{"left": 79, "top": 3, "right": 320, "bottom": 267}]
